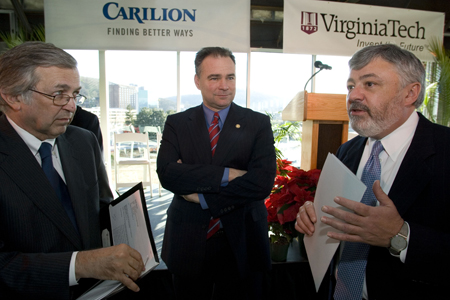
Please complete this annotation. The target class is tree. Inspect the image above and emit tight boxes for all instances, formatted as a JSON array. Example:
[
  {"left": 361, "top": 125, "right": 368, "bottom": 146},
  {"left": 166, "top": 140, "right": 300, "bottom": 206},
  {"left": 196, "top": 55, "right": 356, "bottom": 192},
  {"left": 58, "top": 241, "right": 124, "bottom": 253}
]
[
  {"left": 125, "top": 104, "right": 135, "bottom": 125},
  {"left": 134, "top": 107, "right": 165, "bottom": 127}
]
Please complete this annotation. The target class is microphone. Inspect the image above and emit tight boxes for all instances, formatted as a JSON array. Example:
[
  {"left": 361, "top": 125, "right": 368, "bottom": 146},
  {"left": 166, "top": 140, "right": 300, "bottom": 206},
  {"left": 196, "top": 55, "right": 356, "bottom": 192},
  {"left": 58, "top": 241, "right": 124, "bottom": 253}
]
[
  {"left": 303, "top": 61, "right": 333, "bottom": 91},
  {"left": 314, "top": 61, "right": 332, "bottom": 70}
]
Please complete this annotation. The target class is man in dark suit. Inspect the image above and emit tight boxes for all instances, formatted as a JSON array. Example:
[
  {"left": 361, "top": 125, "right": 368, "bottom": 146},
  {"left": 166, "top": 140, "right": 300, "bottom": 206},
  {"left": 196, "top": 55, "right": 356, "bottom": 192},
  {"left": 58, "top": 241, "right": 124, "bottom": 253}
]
[
  {"left": 157, "top": 47, "right": 276, "bottom": 299},
  {"left": 296, "top": 44, "right": 450, "bottom": 299},
  {"left": 71, "top": 105, "right": 104, "bottom": 152},
  {"left": 0, "top": 42, "right": 145, "bottom": 299}
]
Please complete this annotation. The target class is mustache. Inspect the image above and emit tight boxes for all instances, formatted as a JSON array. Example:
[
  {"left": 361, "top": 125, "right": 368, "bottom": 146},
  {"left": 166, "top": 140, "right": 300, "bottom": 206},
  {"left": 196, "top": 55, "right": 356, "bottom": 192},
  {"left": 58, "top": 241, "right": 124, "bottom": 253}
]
[{"left": 348, "top": 102, "right": 370, "bottom": 114}]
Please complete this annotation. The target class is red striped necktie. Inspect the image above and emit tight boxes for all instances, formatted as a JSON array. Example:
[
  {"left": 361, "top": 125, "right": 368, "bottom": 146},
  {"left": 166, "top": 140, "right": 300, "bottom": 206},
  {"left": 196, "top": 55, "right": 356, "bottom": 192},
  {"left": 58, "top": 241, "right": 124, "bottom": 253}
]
[
  {"left": 209, "top": 112, "right": 220, "bottom": 156},
  {"left": 207, "top": 112, "right": 221, "bottom": 239}
]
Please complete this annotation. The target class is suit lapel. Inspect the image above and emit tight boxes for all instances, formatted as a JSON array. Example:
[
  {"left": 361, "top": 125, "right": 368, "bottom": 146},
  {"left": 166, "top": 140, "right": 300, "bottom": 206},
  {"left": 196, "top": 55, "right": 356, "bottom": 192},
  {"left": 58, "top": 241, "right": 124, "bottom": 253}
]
[
  {"left": 57, "top": 134, "right": 90, "bottom": 248},
  {"left": 338, "top": 136, "right": 366, "bottom": 174},
  {"left": 388, "top": 114, "right": 434, "bottom": 216},
  {"left": 0, "top": 116, "right": 82, "bottom": 249}
]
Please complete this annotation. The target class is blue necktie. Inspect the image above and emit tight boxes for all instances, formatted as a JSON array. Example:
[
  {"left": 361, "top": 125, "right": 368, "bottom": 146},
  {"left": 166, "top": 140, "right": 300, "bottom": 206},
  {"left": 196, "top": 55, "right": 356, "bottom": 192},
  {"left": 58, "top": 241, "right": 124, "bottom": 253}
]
[
  {"left": 39, "top": 142, "right": 79, "bottom": 234},
  {"left": 334, "top": 140, "right": 384, "bottom": 300}
]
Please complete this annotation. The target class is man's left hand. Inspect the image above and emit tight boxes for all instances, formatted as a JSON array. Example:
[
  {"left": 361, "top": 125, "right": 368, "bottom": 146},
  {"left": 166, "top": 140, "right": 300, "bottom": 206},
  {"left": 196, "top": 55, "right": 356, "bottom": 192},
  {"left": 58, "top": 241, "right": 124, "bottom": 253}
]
[
  {"left": 320, "top": 180, "right": 404, "bottom": 247},
  {"left": 182, "top": 193, "right": 200, "bottom": 204}
]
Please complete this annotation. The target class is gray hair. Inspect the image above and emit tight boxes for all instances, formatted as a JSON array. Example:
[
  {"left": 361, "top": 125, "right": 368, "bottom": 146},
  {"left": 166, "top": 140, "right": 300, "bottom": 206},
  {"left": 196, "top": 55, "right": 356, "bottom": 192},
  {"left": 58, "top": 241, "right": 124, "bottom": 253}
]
[
  {"left": 0, "top": 41, "right": 77, "bottom": 106},
  {"left": 349, "top": 44, "right": 425, "bottom": 108},
  {"left": 194, "top": 47, "right": 235, "bottom": 77}
]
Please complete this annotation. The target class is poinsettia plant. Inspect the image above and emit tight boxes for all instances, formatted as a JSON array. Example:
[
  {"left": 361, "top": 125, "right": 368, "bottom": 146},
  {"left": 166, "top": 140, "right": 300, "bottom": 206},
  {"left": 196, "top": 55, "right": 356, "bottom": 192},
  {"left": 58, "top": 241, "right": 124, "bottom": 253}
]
[{"left": 265, "top": 159, "right": 321, "bottom": 245}]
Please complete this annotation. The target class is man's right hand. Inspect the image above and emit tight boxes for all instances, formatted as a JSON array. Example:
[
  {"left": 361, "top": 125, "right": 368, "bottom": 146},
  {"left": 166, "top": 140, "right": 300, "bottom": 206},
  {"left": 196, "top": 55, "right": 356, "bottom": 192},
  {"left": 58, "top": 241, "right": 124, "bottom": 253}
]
[
  {"left": 75, "top": 244, "right": 145, "bottom": 292},
  {"left": 295, "top": 201, "right": 317, "bottom": 236},
  {"left": 228, "top": 168, "right": 247, "bottom": 181}
]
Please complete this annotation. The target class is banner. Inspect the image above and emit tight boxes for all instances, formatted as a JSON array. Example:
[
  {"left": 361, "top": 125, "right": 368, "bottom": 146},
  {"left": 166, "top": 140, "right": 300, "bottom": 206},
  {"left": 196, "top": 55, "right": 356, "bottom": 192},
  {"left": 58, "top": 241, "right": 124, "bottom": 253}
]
[
  {"left": 45, "top": 0, "right": 250, "bottom": 52},
  {"left": 283, "top": 0, "right": 445, "bottom": 61}
]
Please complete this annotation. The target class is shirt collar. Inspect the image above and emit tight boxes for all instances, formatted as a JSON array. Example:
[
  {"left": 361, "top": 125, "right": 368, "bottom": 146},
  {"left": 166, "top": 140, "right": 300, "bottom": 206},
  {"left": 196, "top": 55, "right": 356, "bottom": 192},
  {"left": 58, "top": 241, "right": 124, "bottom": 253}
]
[
  {"left": 202, "top": 104, "right": 231, "bottom": 127},
  {"left": 6, "top": 115, "right": 57, "bottom": 157}
]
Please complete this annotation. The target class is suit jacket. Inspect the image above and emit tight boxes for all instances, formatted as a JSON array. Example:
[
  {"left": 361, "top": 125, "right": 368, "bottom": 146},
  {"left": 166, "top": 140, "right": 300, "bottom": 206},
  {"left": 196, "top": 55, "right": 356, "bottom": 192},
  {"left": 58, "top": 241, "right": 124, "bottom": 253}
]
[
  {"left": 157, "top": 103, "right": 276, "bottom": 277},
  {"left": 71, "top": 106, "right": 103, "bottom": 152},
  {"left": 0, "top": 114, "right": 112, "bottom": 299},
  {"left": 333, "top": 113, "right": 450, "bottom": 299}
]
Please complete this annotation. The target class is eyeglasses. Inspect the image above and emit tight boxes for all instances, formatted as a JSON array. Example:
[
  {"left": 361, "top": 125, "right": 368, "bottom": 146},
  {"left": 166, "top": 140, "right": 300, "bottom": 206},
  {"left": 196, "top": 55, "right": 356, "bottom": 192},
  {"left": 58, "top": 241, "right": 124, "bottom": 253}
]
[{"left": 29, "top": 89, "right": 86, "bottom": 106}]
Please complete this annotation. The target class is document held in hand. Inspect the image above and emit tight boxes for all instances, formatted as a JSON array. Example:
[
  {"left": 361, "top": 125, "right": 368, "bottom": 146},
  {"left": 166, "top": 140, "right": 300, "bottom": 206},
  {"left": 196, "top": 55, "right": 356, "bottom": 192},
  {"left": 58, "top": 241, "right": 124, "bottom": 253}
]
[
  {"left": 78, "top": 182, "right": 159, "bottom": 300},
  {"left": 303, "top": 153, "right": 366, "bottom": 292}
]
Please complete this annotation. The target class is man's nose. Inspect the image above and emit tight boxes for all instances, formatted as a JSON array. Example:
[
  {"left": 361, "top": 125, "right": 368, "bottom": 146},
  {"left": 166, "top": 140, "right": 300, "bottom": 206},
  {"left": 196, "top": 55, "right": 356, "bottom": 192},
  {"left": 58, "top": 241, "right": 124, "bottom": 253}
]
[
  {"left": 218, "top": 79, "right": 229, "bottom": 90},
  {"left": 63, "top": 97, "right": 77, "bottom": 112},
  {"left": 348, "top": 86, "right": 364, "bottom": 102}
]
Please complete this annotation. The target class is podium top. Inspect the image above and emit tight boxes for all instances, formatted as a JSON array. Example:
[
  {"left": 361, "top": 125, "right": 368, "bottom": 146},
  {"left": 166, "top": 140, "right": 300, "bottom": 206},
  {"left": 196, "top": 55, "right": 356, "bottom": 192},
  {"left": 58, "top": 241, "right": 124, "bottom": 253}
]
[{"left": 282, "top": 91, "right": 348, "bottom": 122}]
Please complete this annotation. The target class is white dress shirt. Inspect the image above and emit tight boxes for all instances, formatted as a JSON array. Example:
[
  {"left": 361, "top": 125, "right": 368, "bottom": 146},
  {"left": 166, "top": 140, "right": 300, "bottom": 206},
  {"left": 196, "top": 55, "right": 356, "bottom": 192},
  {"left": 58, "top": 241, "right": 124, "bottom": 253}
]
[{"left": 357, "top": 111, "right": 419, "bottom": 299}]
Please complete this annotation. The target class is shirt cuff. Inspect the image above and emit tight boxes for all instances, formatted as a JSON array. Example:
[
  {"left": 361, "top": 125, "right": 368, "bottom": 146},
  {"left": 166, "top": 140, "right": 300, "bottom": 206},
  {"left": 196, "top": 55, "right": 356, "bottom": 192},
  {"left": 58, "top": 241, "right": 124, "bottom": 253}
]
[
  {"left": 69, "top": 252, "right": 79, "bottom": 286},
  {"left": 221, "top": 168, "right": 229, "bottom": 186},
  {"left": 399, "top": 222, "right": 410, "bottom": 263},
  {"left": 199, "top": 194, "right": 208, "bottom": 210}
]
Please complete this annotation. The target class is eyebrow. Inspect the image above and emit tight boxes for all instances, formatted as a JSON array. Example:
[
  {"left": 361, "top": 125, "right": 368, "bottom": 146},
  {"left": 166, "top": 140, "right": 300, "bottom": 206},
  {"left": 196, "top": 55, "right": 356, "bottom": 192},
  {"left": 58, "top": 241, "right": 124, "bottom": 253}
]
[
  {"left": 347, "top": 73, "right": 381, "bottom": 84},
  {"left": 206, "top": 73, "right": 235, "bottom": 79},
  {"left": 54, "top": 84, "right": 82, "bottom": 91}
]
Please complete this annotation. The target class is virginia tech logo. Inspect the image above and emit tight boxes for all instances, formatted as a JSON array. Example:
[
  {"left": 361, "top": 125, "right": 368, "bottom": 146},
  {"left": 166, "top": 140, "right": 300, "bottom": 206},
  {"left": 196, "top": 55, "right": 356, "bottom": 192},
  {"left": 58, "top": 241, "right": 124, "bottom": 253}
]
[{"left": 301, "top": 11, "right": 318, "bottom": 35}]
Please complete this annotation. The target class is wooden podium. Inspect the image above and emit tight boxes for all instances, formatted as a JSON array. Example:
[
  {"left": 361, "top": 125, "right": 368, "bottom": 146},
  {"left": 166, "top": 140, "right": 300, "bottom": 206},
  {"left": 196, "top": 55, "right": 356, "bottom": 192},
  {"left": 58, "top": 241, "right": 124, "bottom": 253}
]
[{"left": 282, "top": 91, "right": 348, "bottom": 170}]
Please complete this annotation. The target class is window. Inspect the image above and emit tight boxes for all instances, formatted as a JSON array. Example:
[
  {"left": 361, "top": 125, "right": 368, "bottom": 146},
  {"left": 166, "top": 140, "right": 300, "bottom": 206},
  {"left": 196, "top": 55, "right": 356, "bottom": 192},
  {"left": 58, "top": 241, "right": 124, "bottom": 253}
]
[{"left": 249, "top": 52, "right": 312, "bottom": 166}]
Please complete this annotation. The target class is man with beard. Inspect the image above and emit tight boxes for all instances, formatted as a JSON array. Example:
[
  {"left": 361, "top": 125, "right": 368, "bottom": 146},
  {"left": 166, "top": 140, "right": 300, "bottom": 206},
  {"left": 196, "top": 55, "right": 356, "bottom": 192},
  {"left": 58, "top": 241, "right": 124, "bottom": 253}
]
[{"left": 295, "top": 44, "right": 450, "bottom": 299}]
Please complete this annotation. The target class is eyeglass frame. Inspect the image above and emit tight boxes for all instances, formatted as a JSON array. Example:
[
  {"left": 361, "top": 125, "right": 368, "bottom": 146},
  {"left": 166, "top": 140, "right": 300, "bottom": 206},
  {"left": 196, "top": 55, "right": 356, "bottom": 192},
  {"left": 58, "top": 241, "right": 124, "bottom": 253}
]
[{"left": 28, "top": 89, "right": 86, "bottom": 106}]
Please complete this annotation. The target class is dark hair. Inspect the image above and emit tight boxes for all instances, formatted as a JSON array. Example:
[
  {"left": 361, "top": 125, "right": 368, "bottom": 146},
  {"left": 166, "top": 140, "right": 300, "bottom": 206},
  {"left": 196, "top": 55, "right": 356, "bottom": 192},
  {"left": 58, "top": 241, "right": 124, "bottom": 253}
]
[
  {"left": 0, "top": 41, "right": 77, "bottom": 105},
  {"left": 349, "top": 44, "right": 425, "bottom": 108},
  {"left": 194, "top": 47, "right": 235, "bottom": 76}
]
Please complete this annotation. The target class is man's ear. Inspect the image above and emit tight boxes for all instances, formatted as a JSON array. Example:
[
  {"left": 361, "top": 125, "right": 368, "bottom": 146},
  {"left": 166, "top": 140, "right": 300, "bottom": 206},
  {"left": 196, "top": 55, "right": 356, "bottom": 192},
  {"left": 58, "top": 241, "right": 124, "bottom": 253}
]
[
  {"left": 0, "top": 93, "right": 22, "bottom": 111},
  {"left": 404, "top": 82, "right": 421, "bottom": 106},
  {"left": 194, "top": 74, "right": 200, "bottom": 90}
]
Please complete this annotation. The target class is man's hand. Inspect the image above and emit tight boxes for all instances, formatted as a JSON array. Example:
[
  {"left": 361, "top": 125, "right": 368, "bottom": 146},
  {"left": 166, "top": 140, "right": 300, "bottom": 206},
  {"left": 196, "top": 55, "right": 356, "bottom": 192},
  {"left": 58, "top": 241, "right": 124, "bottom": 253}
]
[
  {"left": 75, "top": 244, "right": 145, "bottom": 292},
  {"left": 295, "top": 201, "right": 317, "bottom": 236},
  {"left": 229, "top": 168, "right": 247, "bottom": 181},
  {"left": 320, "top": 180, "right": 404, "bottom": 247},
  {"left": 182, "top": 193, "right": 200, "bottom": 203}
]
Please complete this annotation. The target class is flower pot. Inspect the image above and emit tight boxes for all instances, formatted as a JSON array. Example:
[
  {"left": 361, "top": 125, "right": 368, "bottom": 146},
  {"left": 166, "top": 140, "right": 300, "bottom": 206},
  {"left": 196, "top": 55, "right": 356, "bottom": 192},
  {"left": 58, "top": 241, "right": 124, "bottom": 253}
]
[{"left": 270, "top": 238, "right": 290, "bottom": 262}]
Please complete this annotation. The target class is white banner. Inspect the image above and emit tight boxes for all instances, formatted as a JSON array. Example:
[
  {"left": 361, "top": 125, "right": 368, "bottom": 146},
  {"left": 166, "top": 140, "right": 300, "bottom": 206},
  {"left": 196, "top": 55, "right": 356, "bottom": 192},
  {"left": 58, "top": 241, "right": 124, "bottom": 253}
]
[
  {"left": 283, "top": 0, "right": 445, "bottom": 61},
  {"left": 45, "top": 0, "right": 250, "bottom": 52}
]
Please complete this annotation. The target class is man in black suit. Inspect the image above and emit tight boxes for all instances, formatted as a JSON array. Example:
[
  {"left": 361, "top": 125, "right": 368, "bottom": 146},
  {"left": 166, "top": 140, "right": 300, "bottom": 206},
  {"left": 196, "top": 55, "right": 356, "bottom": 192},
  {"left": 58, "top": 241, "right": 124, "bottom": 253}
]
[
  {"left": 157, "top": 47, "right": 276, "bottom": 299},
  {"left": 71, "top": 105, "right": 104, "bottom": 152},
  {"left": 0, "top": 42, "right": 144, "bottom": 299},
  {"left": 296, "top": 44, "right": 450, "bottom": 299}
]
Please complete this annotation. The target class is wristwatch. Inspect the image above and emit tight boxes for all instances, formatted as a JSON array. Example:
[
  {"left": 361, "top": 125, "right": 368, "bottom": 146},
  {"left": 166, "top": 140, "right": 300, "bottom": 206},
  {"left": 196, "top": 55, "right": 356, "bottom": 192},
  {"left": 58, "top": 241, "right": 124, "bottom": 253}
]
[{"left": 389, "top": 221, "right": 409, "bottom": 256}]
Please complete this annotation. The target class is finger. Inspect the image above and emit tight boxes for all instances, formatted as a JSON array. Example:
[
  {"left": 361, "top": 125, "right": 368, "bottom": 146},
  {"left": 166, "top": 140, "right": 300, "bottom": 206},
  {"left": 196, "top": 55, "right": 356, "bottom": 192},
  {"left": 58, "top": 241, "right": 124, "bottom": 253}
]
[
  {"left": 124, "top": 267, "right": 141, "bottom": 281},
  {"left": 372, "top": 180, "right": 391, "bottom": 206},
  {"left": 323, "top": 203, "right": 364, "bottom": 227},
  {"left": 333, "top": 196, "right": 371, "bottom": 217},
  {"left": 320, "top": 213, "right": 362, "bottom": 236},
  {"left": 296, "top": 203, "right": 315, "bottom": 236},
  {"left": 304, "top": 201, "right": 317, "bottom": 223},
  {"left": 120, "top": 274, "right": 140, "bottom": 292},
  {"left": 127, "top": 258, "right": 143, "bottom": 274}
]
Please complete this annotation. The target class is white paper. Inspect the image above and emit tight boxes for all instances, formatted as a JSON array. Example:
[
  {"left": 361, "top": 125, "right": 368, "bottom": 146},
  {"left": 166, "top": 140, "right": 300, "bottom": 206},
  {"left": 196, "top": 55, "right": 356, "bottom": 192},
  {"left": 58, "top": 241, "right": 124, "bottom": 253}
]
[
  {"left": 304, "top": 153, "right": 366, "bottom": 292},
  {"left": 78, "top": 187, "right": 158, "bottom": 300},
  {"left": 109, "top": 190, "right": 156, "bottom": 268}
]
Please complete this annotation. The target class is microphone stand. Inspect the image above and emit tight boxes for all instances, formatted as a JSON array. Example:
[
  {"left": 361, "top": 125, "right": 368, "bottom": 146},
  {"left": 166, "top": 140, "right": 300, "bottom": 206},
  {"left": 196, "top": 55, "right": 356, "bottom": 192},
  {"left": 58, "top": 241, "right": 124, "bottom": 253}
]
[{"left": 303, "top": 68, "right": 324, "bottom": 91}]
